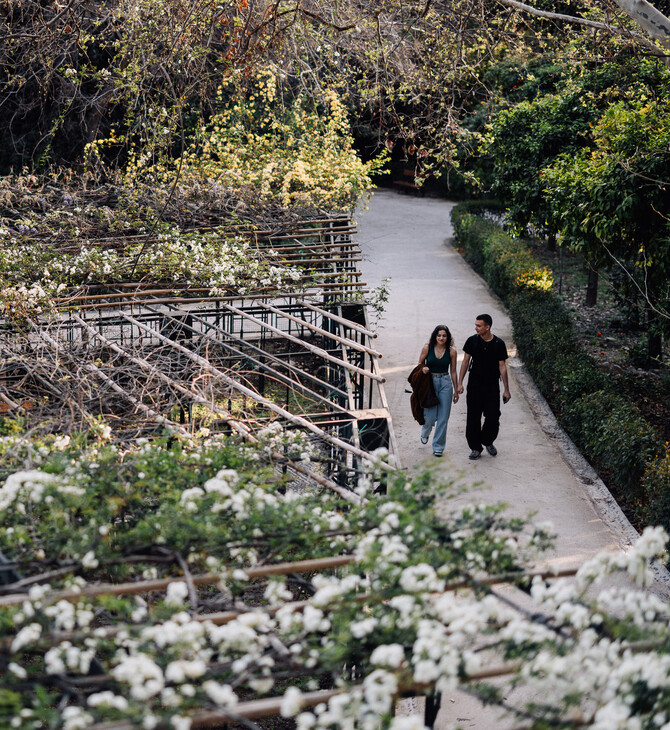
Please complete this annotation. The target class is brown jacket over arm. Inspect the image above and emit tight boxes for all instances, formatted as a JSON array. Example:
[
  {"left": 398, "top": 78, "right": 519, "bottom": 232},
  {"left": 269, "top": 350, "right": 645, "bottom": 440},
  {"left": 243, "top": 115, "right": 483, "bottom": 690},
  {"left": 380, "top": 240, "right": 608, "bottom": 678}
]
[{"left": 407, "top": 364, "right": 439, "bottom": 425}]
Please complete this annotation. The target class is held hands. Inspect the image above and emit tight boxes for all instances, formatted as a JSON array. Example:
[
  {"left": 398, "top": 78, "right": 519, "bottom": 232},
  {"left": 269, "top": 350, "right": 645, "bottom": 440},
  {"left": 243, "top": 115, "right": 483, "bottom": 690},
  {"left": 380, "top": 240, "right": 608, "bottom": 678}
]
[{"left": 453, "top": 392, "right": 459, "bottom": 404}]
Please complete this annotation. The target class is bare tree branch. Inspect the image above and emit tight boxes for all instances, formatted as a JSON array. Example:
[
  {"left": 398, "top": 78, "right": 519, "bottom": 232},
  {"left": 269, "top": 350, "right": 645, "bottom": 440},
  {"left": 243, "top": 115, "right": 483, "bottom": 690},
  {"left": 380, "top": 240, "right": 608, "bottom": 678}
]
[
  {"left": 495, "top": 0, "right": 670, "bottom": 56},
  {"left": 612, "top": 0, "right": 670, "bottom": 49}
]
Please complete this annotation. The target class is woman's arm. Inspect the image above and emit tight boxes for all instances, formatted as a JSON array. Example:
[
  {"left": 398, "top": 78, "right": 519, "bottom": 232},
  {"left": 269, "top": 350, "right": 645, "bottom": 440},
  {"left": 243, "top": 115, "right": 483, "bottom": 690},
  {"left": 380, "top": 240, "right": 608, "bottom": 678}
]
[{"left": 419, "top": 344, "right": 429, "bottom": 373}]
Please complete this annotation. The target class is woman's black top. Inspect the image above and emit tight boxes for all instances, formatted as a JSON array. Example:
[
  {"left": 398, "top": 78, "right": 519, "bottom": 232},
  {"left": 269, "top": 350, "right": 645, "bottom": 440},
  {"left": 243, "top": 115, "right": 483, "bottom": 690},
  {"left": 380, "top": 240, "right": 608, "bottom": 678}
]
[{"left": 425, "top": 345, "right": 449, "bottom": 373}]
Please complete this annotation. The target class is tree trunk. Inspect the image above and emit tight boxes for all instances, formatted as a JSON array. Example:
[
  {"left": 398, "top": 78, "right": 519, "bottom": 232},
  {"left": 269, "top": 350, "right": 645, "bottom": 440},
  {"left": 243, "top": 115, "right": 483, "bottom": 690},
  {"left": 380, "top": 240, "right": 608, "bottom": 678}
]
[
  {"left": 585, "top": 262, "right": 598, "bottom": 307},
  {"left": 647, "top": 307, "right": 663, "bottom": 367},
  {"left": 547, "top": 232, "right": 556, "bottom": 252}
]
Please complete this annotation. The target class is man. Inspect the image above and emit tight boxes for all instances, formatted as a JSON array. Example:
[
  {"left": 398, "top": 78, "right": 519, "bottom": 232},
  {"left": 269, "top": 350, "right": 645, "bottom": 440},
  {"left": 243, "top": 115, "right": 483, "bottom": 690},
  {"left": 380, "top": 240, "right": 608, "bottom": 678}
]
[{"left": 457, "top": 314, "right": 511, "bottom": 460}]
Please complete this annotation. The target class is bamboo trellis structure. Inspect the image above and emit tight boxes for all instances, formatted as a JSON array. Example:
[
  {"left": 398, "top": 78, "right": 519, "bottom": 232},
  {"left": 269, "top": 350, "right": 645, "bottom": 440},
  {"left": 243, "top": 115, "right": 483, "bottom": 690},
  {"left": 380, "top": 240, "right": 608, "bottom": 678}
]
[
  {"left": 0, "top": 540, "right": 597, "bottom": 729},
  {"left": 0, "top": 214, "right": 437, "bottom": 727},
  {"left": 0, "top": 216, "right": 398, "bottom": 491}
]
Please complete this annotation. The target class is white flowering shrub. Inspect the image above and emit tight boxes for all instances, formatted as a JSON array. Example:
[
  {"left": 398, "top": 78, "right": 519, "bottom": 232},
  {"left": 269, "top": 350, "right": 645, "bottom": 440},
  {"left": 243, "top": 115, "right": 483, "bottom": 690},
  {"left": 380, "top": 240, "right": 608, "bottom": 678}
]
[
  {"left": 1, "top": 428, "right": 669, "bottom": 729},
  {"left": 0, "top": 431, "right": 360, "bottom": 580},
  {"left": 0, "top": 225, "right": 302, "bottom": 319}
]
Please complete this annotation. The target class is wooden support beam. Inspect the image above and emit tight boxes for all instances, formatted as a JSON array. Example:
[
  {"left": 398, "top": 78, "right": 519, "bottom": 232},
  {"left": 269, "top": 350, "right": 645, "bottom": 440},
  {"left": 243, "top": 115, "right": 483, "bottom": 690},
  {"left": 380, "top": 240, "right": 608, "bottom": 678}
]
[
  {"left": 253, "top": 300, "right": 383, "bottom": 358},
  {"left": 221, "top": 303, "right": 384, "bottom": 383}
]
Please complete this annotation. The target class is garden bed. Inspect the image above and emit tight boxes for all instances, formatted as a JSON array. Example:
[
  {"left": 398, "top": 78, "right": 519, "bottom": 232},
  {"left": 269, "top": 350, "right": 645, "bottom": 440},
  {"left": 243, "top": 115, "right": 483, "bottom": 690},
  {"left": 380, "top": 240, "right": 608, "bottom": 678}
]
[{"left": 533, "top": 242, "right": 670, "bottom": 443}]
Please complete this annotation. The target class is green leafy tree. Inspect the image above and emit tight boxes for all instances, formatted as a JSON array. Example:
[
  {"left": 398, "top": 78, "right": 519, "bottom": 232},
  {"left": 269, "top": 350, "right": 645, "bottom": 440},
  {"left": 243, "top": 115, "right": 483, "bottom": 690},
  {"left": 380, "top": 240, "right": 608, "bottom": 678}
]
[
  {"left": 482, "top": 91, "right": 595, "bottom": 244},
  {"left": 543, "top": 99, "right": 670, "bottom": 360}
]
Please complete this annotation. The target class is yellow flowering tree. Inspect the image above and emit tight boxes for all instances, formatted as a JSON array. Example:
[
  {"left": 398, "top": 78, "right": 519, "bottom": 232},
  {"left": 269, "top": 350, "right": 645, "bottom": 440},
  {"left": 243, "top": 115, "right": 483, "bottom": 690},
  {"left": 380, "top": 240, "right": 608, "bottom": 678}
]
[{"left": 178, "top": 69, "right": 387, "bottom": 211}]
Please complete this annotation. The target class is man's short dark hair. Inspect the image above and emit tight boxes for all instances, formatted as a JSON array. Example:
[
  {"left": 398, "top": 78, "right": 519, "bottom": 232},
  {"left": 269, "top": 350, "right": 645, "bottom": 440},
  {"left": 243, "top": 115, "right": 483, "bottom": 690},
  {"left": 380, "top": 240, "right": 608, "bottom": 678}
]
[{"left": 476, "top": 313, "right": 493, "bottom": 327}]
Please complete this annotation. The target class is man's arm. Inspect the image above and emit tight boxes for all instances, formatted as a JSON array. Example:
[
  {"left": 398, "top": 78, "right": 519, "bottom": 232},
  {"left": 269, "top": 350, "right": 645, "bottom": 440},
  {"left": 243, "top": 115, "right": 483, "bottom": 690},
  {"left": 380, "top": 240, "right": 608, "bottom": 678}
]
[
  {"left": 457, "top": 353, "right": 471, "bottom": 394},
  {"left": 499, "top": 360, "right": 511, "bottom": 402}
]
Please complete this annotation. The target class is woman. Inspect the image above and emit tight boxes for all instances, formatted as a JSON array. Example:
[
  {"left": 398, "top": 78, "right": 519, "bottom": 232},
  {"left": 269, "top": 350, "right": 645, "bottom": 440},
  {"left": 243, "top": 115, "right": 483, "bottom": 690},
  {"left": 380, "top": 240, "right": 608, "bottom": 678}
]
[{"left": 418, "top": 324, "right": 459, "bottom": 457}]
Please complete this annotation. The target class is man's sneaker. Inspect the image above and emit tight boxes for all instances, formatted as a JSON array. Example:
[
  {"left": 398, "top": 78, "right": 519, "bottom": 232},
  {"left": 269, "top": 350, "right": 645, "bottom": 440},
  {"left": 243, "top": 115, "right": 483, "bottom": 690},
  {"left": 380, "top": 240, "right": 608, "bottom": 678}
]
[
  {"left": 485, "top": 444, "right": 498, "bottom": 456},
  {"left": 421, "top": 435, "right": 428, "bottom": 445},
  {"left": 433, "top": 451, "right": 443, "bottom": 458},
  {"left": 469, "top": 449, "right": 482, "bottom": 460}
]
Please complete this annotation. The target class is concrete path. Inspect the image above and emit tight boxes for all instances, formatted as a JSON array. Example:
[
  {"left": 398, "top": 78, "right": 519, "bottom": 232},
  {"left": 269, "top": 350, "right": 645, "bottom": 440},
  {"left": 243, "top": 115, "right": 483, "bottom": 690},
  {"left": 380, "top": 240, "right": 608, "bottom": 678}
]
[{"left": 355, "top": 189, "right": 640, "bottom": 728}]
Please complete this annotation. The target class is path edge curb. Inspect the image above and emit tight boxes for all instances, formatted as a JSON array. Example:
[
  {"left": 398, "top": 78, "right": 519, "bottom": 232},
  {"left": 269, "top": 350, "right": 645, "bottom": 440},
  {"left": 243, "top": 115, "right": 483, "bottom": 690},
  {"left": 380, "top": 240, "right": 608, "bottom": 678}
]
[{"left": 509, "top": 357, "right": 670, "bottom": 598}]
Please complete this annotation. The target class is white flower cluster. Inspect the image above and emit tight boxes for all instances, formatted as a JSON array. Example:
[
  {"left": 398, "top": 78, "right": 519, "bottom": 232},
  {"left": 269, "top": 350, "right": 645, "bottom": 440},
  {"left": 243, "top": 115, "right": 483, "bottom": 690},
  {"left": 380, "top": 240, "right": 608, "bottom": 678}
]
[
  {"left": 257, "top": 422, "right": 320, "bottom": 462},
  {"left": 5, "top": 430, "right": 670, "bottom": 730},
  {"left": 0, "top": 283, "right": 52, "bottom": 316},
  {"left": 45, "top": 642, "right": 96, "bottom": 675},
  {"left": 0, "top": 229, "right": 303, "bottom": 321},
  {"left": 0, "top": 469, "right": 57, "bottom": 511},
  {"left": 577, "top": 526, "right": 669, "bottom": 588}
]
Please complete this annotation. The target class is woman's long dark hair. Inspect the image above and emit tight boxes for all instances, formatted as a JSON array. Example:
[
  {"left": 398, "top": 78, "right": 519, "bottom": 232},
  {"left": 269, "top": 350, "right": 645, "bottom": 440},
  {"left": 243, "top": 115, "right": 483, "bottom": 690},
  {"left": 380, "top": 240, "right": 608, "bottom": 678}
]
[{"left": 429, "top": 324, "right": 452, "bottom": 348}]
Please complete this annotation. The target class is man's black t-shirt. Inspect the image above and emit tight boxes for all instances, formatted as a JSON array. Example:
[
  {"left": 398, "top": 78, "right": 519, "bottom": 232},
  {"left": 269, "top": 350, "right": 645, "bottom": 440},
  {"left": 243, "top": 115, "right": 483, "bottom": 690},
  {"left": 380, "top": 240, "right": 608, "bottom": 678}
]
[{"left": 463, "top": 334, "right": 508, "bottom": 386}]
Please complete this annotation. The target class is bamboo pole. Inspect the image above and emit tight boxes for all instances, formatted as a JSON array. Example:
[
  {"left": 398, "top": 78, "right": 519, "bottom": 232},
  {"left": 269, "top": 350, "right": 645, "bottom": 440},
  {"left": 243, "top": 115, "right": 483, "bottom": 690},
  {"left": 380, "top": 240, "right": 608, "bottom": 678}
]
[
  {"left": 294, "top": 299, "right": 377, "bottom": 338},
  {"left": 52, "top": 270, "right": 363, "bottom": 304},
  {"left": 153, "top": 303, "right": 350, "bottom": 401},
  {"left": 0, "top": 560, "right": 579, "bottom": 609},
  {"left": 51, "top": 278, "right": 365, "bottom": 305},
  {"left": 50, "top": 222, "right": 357, "bottom": 249},
  {"left": 70, "top": 314, "right": 363, "bottom": 504},
  {"left": 53, "top": 282, "right": 369, "bottom": 310},
  {"left": 143, "top": 306, "right": 352, "bottom": 411},
  {"left": 0, "top": 555, "right": 355, "bottom": 607},
  {"left": 253, "top": 300, "right": 383, "bottom": 358},
  {"left": 88, "top": 687, "right": 355, "bottom": 730},
  {"left": 221, "top": 303, "right": 385, "bottom": 383},
  {"left": 122, "top": 314, "right": 391, "bottom": 468}
]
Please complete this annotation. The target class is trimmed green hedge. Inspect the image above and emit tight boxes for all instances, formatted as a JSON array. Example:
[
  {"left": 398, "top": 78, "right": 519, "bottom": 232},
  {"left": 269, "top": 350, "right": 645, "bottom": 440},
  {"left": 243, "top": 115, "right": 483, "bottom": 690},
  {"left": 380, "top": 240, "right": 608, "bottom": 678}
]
[
  {"left": 451, "top": 203, "right": 667, "bottom": 528},
  {"left": 451, "top": 209, "right": 553, "bottom": 300}
]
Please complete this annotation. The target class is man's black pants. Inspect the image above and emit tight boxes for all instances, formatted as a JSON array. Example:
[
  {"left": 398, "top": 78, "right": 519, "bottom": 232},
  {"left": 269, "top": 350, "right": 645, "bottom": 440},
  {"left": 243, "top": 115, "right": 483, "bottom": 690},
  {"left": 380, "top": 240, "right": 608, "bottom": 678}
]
[{"left": 466, "top": 384, "right": 500, "bottom": 451}]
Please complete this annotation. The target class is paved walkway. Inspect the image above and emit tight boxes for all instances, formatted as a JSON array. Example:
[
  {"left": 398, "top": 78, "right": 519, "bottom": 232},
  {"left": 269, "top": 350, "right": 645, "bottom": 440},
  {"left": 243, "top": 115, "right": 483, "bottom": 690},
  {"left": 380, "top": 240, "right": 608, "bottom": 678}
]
[{"left": 356, "top": 189, "right": 640, "bottom": 728}]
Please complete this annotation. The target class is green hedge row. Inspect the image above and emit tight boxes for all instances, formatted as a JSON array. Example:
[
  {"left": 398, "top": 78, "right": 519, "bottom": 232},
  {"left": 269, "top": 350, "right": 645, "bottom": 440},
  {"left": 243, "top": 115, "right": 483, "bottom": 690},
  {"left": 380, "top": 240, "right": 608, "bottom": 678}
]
[
  {"left": 451, "top": 206, "right": 553, "bottom": 299},
  {"left": 451, "top": 204, "right": 668, "bottom": 529}
]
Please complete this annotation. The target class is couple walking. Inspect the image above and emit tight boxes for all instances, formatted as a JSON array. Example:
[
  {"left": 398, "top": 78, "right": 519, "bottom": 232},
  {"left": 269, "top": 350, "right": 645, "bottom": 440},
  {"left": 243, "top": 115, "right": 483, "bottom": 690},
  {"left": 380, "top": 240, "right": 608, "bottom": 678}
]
[{"left": 410, "top": 314, "right": 511, "bottom": 459}]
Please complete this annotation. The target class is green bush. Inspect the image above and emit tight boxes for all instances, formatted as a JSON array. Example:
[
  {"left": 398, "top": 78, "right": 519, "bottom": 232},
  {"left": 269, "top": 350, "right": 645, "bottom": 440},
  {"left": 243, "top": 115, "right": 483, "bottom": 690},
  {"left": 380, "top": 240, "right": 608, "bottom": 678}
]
[
  {"left": 451, "top": 210, "right": 552, "bottom": 298},
  {"left": 451, "top": 210, "right": 496, "bottom": 272},
  {"left": 452, "top": 203, "right": 665, "bottom": 514},
  {"left": 565, "top": 391, "right": 664, "bottom": 492},
  {"left": 642, "top": 447, "right": 670, "bottom": 531},
  {"left": 508, "top": 290, "right": 577, "bottom": 396}
]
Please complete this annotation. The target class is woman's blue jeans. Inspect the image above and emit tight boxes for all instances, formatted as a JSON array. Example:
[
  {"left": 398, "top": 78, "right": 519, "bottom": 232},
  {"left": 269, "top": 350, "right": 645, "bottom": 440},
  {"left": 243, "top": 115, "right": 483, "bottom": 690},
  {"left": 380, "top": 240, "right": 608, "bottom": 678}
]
[{"left": 421, "top": 374, "right": 453, "bottom": 455}]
